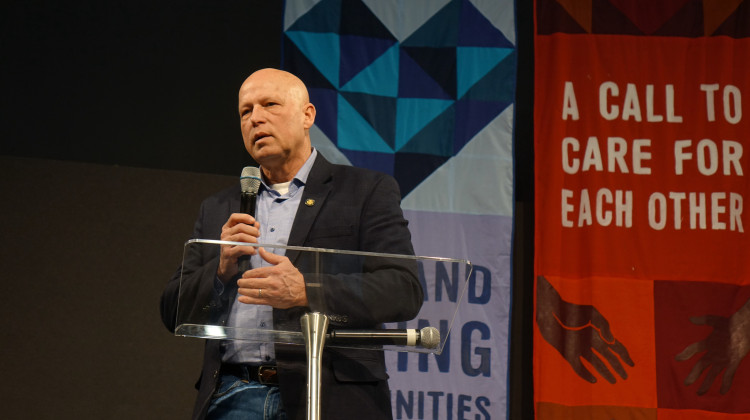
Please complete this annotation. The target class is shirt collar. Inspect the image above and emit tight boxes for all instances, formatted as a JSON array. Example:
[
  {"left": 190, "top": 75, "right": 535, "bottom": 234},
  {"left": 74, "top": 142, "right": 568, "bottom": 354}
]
[{"left": 259, "top": 148, "right": 317, "bottom": 195}]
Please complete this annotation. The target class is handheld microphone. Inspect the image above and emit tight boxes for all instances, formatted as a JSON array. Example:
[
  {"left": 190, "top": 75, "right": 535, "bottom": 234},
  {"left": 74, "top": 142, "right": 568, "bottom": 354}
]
[
  {"left": 238, "top": 166, "right": 261, "bottom": 273},
  {"left": 327, "top": 326, "right": 440, "bottom": 349}
]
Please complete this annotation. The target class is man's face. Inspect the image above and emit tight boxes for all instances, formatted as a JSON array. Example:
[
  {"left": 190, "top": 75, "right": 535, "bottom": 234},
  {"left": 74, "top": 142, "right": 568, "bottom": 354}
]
[{"left": 238, "top": 70, "right": 314, "bottom": 167}]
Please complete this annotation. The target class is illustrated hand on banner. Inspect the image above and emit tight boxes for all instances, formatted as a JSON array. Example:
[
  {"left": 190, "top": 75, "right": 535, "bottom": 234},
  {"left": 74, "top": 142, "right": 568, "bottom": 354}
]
[
  {"left": 676, "top": 297, "right": 750, "bottom": 395},
  {"left": 536, "top": 276, "right": 635, "bottom": 384}
]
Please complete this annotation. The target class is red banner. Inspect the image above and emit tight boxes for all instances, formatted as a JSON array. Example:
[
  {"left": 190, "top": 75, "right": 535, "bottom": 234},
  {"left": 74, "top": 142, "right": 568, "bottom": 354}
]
[{"left": 534, "top": 2, "right": 749, "bottom": 418}]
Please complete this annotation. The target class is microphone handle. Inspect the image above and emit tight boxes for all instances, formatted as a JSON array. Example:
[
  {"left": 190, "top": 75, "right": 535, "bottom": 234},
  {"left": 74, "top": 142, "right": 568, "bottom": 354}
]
[
  {"left": 328, "top": 329, "right": 419, "bottom": 346},
  {"left": 238, "top": 192, "right": 257, "bottom": 273}
]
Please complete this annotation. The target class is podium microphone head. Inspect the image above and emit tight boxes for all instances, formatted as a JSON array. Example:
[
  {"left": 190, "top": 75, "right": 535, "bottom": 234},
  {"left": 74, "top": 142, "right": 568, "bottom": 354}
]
[
  {"left": 240, "top": 166, "right": 261, "bottom": 194},
  {"left": 420, "top": 327, "right": 440, "bottom": 349}
]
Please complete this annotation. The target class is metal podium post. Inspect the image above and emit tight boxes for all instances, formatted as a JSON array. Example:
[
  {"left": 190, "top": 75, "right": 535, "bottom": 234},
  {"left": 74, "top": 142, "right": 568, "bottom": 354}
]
[{"left": 300, "top": 312, "right": 329, "bottom": 420}]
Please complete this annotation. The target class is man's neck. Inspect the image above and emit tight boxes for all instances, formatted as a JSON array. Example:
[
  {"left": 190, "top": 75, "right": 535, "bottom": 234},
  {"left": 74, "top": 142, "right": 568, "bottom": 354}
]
[{"left": 261, "top": 149, "right": 312, "bottom": 184}]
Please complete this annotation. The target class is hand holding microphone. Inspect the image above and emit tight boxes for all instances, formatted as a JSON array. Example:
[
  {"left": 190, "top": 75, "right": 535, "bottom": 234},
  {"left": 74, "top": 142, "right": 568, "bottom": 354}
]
[{"left": 217, "top": 167, "right": 261, "bottom": 282}]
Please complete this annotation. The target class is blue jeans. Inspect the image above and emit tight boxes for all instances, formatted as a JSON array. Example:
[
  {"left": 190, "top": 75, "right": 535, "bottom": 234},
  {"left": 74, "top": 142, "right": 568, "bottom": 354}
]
[{"left": 206, "top": 374, "right": 286, "bottom": 420}]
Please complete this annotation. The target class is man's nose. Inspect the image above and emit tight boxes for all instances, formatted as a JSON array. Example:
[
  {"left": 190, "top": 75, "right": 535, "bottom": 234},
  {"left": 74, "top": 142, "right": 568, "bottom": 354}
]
[{"left": 250, "top": 108, "right": 265, "bottom": 125}]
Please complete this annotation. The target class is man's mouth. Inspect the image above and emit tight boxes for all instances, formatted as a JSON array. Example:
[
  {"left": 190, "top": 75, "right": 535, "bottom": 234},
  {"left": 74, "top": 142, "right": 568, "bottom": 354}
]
[{"left": 254, "top": 133, "right": 271, "bottom": 143}]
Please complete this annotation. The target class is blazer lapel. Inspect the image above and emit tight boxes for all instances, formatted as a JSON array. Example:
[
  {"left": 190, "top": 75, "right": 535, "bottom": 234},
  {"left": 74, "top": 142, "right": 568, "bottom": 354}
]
[{"left": 285, "top": 154, "right": 333, "bottom": 264}]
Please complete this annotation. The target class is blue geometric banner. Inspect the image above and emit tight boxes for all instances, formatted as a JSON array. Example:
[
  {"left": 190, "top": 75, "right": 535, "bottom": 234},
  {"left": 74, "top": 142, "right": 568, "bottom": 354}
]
[{"left": 283, "top": 1, "right": 516, "bottom": 418}]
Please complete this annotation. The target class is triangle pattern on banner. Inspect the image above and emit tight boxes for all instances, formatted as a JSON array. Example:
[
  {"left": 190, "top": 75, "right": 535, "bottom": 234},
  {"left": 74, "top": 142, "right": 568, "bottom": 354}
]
[
  {"left": 398, "top": 104, "right": 456, "bottom": 157},
  {"left": 398, "top": 49, "right": 453, "bottom": 99},
  {"left": 461, "top": 51, "right": 516, "bottom": 102},
  {"left": 309, "top": 124, "right": 351, "bottom": 165},
  {"left": 537, "top": 0, "right": 587, "bottom": 34},
  {"left": 282, "top": 36, "right": 337, "bottom": 91},
  {"left": 395, "top": 97, "right": 454, "bottom": 151},
  {"left": 402, "top": 106, "right": 514, "bottom": 215},
  {"left": 284, "top": 0, "right": 323, "bottom": 31},
  {"left": 308, "top": 87, "right": 339, "bottom": 143},
  {"left": 337, "top": 94, "right": 394, "bottom": 153},
  {"left": 340, "top": 0, "right": 398, "bottom": 39},
  {"left": 458, "top": 0, "right": 514, "bottom": 47},
  {"left": 401, "top": 46, "right": 457, "bottom": 98},
  {"left": 712, "top": 0, "right": 750, "bottom": 38},
  {"left": 363, "top": 0, "right": 450, "bottom": 42},
  {"left": 454, "top": 99, "right": 512, "bottom": 155},
  {"left": 341, "top": 44, "right": 399, "bottom": 97},
  {"left": 394, "top": 152, "right": 450, "bottom": 197},
  {"left": 652, "top": 0, "right": 703, "bottom": 37},
  {"left": 456, "top": 47, "right": 513, "bottom": 98},
  {"left": 286, "top": 31, "right": 341, "bottom": 87},
  {"left": 704, "top": 0, "right": 744, "bottom": 36},
  {"left": 342, "top": 149, "right": 394, "bottom": 177},
  {"left": 402, "top": 0, "right": 460, "bottom": 47},
  {"left": 340, "top": 91, "right": 397, "bottom": 148},
  {"left": 469, "top": 0, "right": 517, "bottom": 45},
  {"left": 556, "top": 0, "right": 593, "bottom": 33},
  {"left": 339, "top": 35, "right": 397, "bottom": 87},
  {"left": 283, "top": 0, "right": 517, "bottom": 208},
  {"left": 286, "top": 0, "right": 341, "bottom": 33},
  {"left": 608, "top": 0, "right": 691, "bottom": 35},
  {"left": 592, "top": 0, "right": 644, "bottom": 35}
]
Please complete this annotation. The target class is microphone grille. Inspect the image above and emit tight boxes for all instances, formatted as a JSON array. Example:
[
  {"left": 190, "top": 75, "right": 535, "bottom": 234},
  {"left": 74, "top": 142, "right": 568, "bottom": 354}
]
[
  {"left": 240, "top": 166, "right": 261, "bottom": 194},
  {"left": 419, "top": 327, "right": 440, "bottom": 349}
]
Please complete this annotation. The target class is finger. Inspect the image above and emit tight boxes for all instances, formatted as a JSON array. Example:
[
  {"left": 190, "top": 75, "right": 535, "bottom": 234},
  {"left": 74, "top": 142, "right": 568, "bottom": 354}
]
[
  {"left": 675, "top": 341, "right": 706, "bottom": 361},
  {"left": 237, "top": 285, "right": 272, "bottom": 303},
  {"left": 689, "top": 315, "right": 722, "bottom": 326},
  {"left": 720, "top": 360, "right": 741, "bottom": 395},
  {"left": 222, "top": 245, "right": 256, "bottom": 261},
  {"left": 258, "top": 247, "right": 285, "bottom": 264},
  {"left": 611, "top": 339, "right": 635, "bottom": 367},
  {"left": 567, "top": 357, "right": 598, "bottom": 384},
  {"left": 237, "top": 275, "right": 273, "bottom": 289},
  {"left": 226, "top": 212, "right": 257, "bottom": 226},
  {"left": 237, "top": 293, "right": 265, "bottom": 305},
  {"left": 585, "top": 352, "right": 616, "bottom": 384},
  {"left": 697, "top": 364, "right": 724, "bottom": 395},
  {"left": 222, "top": 227, "right": 260, "bottom": 242},
  {"left": 684, "top": 357, "right": 708, "bottom": 386},
  {"left": 237, "top": 287, "right": 266, "bottom": 299},
  {"left": 599, "top": 344, "right": 628, "bottom": 380},
  {"left": 242, "top": 265, "right": 275, "bottom": 280}
]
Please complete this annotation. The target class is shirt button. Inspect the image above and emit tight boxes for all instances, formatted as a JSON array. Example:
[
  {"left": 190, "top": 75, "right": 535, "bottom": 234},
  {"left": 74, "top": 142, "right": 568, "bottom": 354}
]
[
  {"left": 260, "top": 322, "right": 266, "bottom": 328},
  {"left": 270, "top": 227, "right": 276, "bottom": 232}
]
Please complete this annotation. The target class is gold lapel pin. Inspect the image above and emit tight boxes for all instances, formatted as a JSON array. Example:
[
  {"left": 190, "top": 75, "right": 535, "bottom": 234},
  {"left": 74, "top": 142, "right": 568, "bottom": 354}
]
[{"left": 305, "top": 199, "right": 315, "bottom": 207}]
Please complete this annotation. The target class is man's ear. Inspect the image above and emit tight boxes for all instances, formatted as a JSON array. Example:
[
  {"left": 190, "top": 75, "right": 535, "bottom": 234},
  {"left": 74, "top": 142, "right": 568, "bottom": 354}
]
[{"left": 302, "top": 103, "right": 316, "bottom": 129}]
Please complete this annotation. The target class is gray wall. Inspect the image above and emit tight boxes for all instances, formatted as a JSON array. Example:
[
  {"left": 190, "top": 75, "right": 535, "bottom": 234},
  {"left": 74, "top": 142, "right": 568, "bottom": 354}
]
[{"left": 1, "top": 157, "right": 233, "bottom": 419}]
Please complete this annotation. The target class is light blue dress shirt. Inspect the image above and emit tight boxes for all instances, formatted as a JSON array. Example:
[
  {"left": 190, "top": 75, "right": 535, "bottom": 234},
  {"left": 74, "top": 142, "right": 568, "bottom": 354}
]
[{"left": 222, "top": 149, "right": 318, "bottom": 364}]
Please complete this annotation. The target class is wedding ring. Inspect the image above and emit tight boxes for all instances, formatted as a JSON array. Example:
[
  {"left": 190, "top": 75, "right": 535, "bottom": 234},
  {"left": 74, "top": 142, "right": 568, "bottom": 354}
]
[{"left": 258, "top": 289, "right": 262, "bottom": 298}]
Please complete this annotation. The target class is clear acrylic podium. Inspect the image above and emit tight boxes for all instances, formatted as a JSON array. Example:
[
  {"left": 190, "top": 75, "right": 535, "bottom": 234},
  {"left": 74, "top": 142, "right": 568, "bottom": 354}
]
[{"left": 174, "top": 239, "right": 472, "bottom": 419}]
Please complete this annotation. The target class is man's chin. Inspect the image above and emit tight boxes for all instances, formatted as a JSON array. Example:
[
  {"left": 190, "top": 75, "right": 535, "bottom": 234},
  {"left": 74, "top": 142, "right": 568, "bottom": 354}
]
[{"left": 250, "top": 148, "right": 283, "bottom": 165}]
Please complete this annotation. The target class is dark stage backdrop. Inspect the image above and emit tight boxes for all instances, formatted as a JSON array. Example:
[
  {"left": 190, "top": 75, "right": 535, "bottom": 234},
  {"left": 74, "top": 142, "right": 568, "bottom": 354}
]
[
  {"left": 0, "top": 1, "right": 535, "bottom": 419},
  {"left": 0, "top": 1, "right": 282, "bottom": 419}
]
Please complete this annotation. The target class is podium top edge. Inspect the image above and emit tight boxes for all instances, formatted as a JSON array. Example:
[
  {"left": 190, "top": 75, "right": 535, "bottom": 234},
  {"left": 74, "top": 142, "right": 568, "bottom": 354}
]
[{"left": 186, "top": 238, "right": 471, "bottom": 265}]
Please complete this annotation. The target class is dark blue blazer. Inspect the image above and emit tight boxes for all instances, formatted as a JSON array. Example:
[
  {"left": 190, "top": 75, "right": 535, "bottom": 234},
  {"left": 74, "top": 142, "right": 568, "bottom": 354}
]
[{"left": 161, "top": 154, "right": 423, "bottom": 419}]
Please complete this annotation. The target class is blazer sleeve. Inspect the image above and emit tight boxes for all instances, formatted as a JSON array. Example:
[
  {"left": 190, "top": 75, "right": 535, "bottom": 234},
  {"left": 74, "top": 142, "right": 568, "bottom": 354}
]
[{"left": 160, "top": 186, "right": 237, "bottom": 333}]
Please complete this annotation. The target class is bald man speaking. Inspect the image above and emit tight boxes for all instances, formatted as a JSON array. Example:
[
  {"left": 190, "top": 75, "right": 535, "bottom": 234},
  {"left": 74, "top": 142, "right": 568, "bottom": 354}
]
[{"left": 161, "top": 69, "right": 423, "bottom": 420}]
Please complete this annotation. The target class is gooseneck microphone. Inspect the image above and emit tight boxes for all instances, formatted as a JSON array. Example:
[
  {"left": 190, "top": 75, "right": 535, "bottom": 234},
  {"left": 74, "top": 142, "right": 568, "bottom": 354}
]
[
  {"left": 327, "top": 326, "right": 441, "bottom": 349},
  {"left": 238, "top": 166, "right": 261, "bottom": 273}
]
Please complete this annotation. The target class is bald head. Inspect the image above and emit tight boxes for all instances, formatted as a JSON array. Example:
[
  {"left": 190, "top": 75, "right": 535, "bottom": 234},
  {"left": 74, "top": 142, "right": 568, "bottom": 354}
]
[
  {"left": 240, "top": 68, "right": 310, "bottom": 107},
  {"left": 237, "top": 68, "right": 316, "bottom": 183}
]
